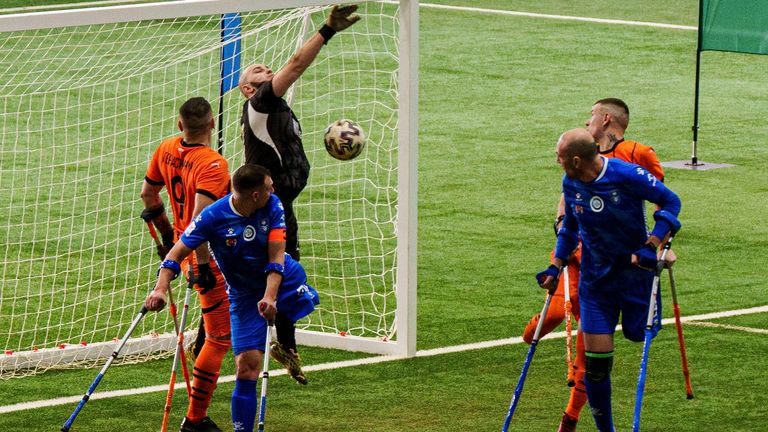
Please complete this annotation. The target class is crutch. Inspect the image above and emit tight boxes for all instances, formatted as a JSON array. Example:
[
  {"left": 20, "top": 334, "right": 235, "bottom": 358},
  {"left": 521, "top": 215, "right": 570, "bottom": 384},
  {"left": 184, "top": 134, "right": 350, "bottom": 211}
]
[
  {"left": 563, "top": 264, "right": 575, "bottom": 387},
  {"left": 502, "top": 280, "right": 558, "bottom": 431},
  {"left": 160, "top": 267, "right": 194, "bottom": 431},
  {"left": 61, "top": 305, "right": 148, "bottom": 431},
  {"left": 257, "top": 321, "right": 275, "bottom": 432},
  {"left": 633, "top": 235, "right": 675, "bottom": 432},
  {"left": 145, "top": 221, "right": 163, "bottom": 248},
  {"left": 667, "top": 266, "right": 694, "bottom": 399}
]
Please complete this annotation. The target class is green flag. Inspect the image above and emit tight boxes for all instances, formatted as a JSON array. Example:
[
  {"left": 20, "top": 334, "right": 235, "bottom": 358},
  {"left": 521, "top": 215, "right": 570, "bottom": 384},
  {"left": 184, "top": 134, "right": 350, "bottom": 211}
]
[{"left": 700, "top": 0, "right": 768, "bottom": 54}]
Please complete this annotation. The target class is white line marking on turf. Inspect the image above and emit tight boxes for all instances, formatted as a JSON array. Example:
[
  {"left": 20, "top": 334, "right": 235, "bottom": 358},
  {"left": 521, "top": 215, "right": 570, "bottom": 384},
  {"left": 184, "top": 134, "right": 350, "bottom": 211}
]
[
  {"left": 384, "top": 1, "right": 697, "bottom": 31},
  {"left": 1, "top": 1, "right": 697, "bottom": 32},
  {"left": 1, "top": 305, "right": 766, "bottom": 414},
  {"left": 0, "top": 0, "right": 143, "bottom": 13},
  {"left": 685, "top": 321, "right": 768, "bottom": 334}
]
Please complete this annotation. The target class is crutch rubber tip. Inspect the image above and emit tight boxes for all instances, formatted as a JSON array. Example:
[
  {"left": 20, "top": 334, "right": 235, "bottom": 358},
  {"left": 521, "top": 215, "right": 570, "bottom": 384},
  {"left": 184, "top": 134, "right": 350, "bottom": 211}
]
[{"left": 687, "top": 394, "right": 694, "bottom": 400}]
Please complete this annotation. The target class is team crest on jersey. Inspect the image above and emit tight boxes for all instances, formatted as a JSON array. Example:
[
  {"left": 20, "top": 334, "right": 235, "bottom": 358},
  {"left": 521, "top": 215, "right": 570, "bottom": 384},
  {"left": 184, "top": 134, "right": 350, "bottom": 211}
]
[
  {"left": 259, "top": 218, "right": 269, "bottom": 233},
  {"left": 609, "top": 190, "right": 621, "bottom": 205},
  {"left": 243, "top": 225, "right": 256, "bottom": 241},
  {"left": 575, "top": 192, "right": 583, "bottom": 201},
  {"left": 590, "top": 196, "right": 604, "bottom": 212}
]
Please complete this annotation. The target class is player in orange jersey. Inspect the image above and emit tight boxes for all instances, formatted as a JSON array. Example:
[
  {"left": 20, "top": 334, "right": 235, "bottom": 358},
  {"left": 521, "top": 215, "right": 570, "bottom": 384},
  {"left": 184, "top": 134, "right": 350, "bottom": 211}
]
[
  {"left": 524, "top": 98, "right": 673, "bottom": 432},
  {"left": 141, "top": 97, "right": 231, "bottom": 432}
]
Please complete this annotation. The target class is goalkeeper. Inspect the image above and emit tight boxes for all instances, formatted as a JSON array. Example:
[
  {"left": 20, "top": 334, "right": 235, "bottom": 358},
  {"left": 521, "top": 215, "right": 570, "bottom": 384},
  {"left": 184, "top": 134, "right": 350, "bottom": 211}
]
[
  {"left": 141, "top": 97, "right": 231, "bottom": 432},
  {"left": 537, "top": 128, "right": 681, "bottom": 432},
  {"left": 236, "top": 4, "right": 360, "bottom": 384},
  {"left": 145, "top": 164, "right": 320, "bottom": 432},
  {"left": 524, "top": 98, "right": 672, "bottom": 432}
]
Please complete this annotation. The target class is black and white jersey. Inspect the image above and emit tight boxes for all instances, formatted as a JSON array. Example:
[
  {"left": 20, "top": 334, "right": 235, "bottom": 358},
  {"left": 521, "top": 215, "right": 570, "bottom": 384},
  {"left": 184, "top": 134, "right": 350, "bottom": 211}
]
[{"left": 242, "top": 81, "right": 310, "bottom": 192}]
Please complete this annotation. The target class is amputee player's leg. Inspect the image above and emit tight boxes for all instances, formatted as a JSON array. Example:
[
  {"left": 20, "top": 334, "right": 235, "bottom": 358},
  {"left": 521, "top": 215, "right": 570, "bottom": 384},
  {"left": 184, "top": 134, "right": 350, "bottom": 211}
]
[
  {"left": 559, "top": 266, "right": 586, "bottom": 432},
  {"left": 180, "top": 259, "right": 231, "bottom": 432},
  {"left": 559, "top": 327, "right": 587, "bottom": 432},
  {"left": 580, "top": 280, "right": 622, "bottom": 432},
  {"left": 230, "top": 299, "right": 269, "bottom": 432}
]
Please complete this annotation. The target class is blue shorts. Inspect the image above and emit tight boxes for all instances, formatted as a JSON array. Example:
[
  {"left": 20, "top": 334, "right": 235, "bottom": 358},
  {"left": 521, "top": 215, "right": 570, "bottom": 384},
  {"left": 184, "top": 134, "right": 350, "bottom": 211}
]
[
  {"left": 230, "top": 282, "right": 320, "bottom": 356},
  {"left": 579, "top": 265, "right": 661, "bottom": 342}
]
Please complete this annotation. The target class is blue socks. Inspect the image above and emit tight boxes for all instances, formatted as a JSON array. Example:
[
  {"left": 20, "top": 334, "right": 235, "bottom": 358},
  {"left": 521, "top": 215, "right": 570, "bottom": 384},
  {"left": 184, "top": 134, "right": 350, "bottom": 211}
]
[{"left": 232, "top": 378, "right": 258, "bottom": 432}]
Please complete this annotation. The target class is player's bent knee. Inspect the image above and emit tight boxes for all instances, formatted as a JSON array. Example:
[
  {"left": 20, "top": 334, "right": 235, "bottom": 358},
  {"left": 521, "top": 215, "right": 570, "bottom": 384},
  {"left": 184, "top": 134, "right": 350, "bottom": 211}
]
[{"left": 585, "top": 352, "right": 614, "bottom": 383}]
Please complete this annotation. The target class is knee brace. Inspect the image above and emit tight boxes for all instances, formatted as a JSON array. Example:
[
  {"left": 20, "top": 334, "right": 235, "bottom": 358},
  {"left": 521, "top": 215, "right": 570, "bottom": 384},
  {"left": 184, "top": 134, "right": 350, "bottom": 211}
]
[{"left": 585, "top": 351, "right": 614, "bottom": 383}]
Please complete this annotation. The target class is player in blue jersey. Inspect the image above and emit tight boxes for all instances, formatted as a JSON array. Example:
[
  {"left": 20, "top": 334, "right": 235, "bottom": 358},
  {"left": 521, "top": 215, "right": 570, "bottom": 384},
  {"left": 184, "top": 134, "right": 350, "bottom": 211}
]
[
  {"left": 537, "top": 128, "right": 681, "bottom": 432},
  {"left": 145, "top": 164, "right": 319, "bottom": 432}
]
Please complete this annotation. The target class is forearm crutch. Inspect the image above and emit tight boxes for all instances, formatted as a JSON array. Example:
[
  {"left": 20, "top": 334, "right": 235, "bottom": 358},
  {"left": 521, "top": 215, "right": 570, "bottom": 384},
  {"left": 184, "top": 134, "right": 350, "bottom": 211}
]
[
  {"left": 502, "top": 284, "right": 557, "bottom": 432},
  {"left": 633, "top": 236, "right": 675, "bottom": 432},
  {"left": 257, "top": 321, "right": 275, "bottom": 432},
  {"left": 667, "top": 266, "right": 694, "bottom": 399},
  {"left": 160, "top": 270, "right": 194, "bottom": 431},
  {"left": 563, "top": 264, "right": 575, "bottom": 387},
  {"left": 61, "top": 305, "right": 148, "bottom": 431}
]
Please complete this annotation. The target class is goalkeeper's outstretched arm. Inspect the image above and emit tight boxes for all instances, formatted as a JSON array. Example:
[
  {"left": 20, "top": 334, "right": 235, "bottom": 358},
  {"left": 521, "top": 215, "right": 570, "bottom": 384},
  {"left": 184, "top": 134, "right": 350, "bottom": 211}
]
[{"left": 270, "top": 4, "right": 361, "bottom": 97}]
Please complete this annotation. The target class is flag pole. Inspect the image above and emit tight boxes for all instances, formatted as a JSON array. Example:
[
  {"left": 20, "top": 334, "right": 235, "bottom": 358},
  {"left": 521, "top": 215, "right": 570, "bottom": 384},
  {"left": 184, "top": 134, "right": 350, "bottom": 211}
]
[{"left": 690, "top": 0, "right": 705, "bottom": 167}]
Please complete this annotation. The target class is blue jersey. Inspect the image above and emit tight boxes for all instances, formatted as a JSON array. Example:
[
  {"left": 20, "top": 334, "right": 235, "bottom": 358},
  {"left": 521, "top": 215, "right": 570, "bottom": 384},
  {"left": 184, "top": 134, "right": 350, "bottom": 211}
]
[
  {"left": 180, "top": 193, "right": 303, "bottom": 303},
  {"left": 555, "top": 156, "right": 681, "bottom": 286}
]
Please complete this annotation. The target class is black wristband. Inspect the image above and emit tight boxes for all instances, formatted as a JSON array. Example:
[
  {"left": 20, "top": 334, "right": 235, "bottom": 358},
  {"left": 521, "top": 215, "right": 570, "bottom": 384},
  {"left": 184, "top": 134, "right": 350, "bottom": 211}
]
[
  {"left": 318, "top": 24, "right": 336, "bottom": 44},
  {"left": 553, "top": 215, "right": 565, "bottom": 236},
  {"left": 140, "top": 203, "right": 165, "bottom": 222}
]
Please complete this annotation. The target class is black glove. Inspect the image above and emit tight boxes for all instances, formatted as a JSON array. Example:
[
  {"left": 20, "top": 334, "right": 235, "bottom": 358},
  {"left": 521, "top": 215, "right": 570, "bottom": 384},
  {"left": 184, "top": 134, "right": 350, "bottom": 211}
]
[
  {"left": 196, "top": 263, "right": 217, "bottom": 291},
  {"left": 326, "top": 4, "right": 361, "bottom": 32}
]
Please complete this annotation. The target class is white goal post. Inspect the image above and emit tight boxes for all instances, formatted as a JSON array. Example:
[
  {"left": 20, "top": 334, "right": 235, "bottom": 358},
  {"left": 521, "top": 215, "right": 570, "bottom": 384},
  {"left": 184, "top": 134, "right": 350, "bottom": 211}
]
[{"left": 0, "top": 0, "right": 417, "bottom": 378}]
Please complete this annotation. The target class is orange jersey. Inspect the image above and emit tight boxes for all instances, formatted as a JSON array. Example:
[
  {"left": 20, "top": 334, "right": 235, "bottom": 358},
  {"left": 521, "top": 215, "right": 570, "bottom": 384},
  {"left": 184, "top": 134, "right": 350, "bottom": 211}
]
[
  {"left": 600, "top": 139, "right": 664, "bottom": 181},
  {"left": 145, "top": 136, "right": 230, "bottom": 239}
]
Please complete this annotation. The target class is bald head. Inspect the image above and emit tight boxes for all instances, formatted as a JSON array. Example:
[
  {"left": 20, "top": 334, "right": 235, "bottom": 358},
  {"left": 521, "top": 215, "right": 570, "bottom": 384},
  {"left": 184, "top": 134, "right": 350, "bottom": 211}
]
[
  {"left": 556, "top": 128, "right": 600, "bottom": 181},
  {"left": 558, "top": 128, "right": 598, "bottom": 159}
]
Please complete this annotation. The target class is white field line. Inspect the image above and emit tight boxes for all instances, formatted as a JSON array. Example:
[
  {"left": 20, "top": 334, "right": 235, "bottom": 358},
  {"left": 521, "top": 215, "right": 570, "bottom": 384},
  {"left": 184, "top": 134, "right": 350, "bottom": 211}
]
[
  {"left": 0, "top": 0, "right": 144, "bottom": 13},
  {"left": 391, "top": 1, "right": 697, "bottom": 31},
  {"left": 1, "top": 304, "right": 765, "bottom": 415},
  {"left": 1, "top": 1, "right": 698, "bottom": 32},
  {"left": 685, "top": 321, "right": 768, "bottom": 334}
]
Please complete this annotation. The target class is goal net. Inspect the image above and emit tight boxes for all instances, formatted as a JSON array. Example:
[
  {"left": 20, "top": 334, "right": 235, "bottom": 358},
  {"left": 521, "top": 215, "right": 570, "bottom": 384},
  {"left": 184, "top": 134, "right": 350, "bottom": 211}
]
[{"left": 0, "top": 0, "right": 417, "bottom": 379}]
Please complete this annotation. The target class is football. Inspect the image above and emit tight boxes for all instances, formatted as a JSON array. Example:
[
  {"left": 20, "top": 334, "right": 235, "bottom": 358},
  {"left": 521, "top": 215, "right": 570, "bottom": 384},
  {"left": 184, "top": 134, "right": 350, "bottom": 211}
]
[{"left": 323, "top": 119, "right": 366, "bottom": 160}]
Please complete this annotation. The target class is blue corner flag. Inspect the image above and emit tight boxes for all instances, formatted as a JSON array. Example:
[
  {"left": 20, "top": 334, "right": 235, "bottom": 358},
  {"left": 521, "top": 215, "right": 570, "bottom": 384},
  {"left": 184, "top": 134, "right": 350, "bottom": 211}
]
[{"left": 220, "top": 13, "right": 242, "bottom": 94}]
